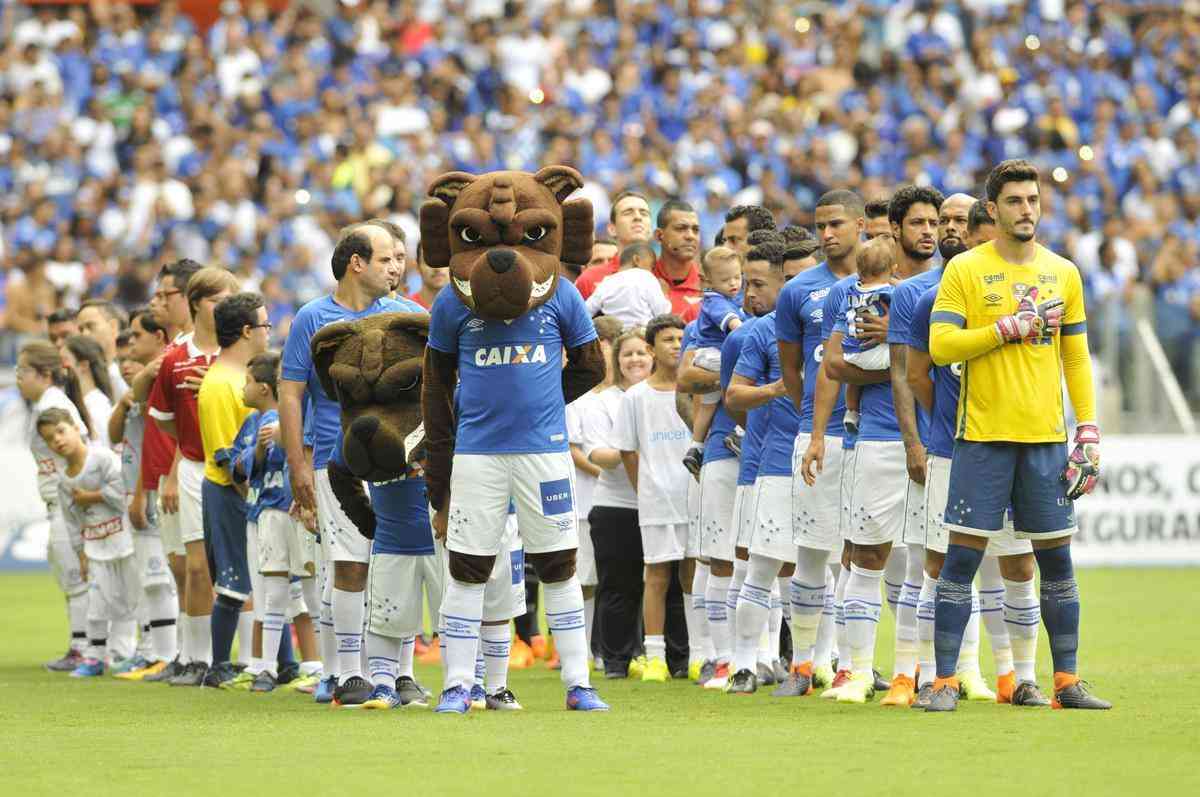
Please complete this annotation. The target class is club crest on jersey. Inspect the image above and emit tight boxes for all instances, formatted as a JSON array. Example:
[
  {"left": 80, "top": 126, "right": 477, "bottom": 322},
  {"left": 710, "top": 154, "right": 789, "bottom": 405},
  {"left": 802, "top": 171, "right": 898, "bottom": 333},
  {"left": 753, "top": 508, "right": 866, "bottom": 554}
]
[{"left": 474, "top": 344, "right": 548, "bottom": 366}]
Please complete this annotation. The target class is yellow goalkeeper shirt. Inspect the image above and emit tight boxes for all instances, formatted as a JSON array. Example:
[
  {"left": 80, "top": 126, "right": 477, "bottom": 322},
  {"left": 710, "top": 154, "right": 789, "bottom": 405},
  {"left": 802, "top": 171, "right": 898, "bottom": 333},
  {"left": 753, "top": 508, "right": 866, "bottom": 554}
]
[{"left": 929, "top": 241, "right": 1094, "bottom": 444}]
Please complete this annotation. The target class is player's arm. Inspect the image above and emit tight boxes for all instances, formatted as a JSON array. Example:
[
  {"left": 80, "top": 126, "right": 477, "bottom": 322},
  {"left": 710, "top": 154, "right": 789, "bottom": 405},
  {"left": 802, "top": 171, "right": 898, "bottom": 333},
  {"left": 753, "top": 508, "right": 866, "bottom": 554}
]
[
  {"left": 562, "top": 339, "right": 606, "bottom": 405},
  {"left": 676, "top": 350, "right": 720, "bottom": 395},
  {"left": 278, "top": 378, "right": 314, "bottom": 512},
  {"left": 798, "top": 366, "right": 839, "bottom": 486},
  {"left": 620, "top": 450, "right": 639, "bottom": 490},
  {"left": 571, "top": 443, "right": 602, "bottom": 478},
  {"left": 725, "top": 374, "right": 786, "bottom": 411},
  {"left": 1060, "top": 272, "right": 1100, "bottom": 498},
  {"left": 928, "top": 263, "right": 1003, "bottom": 365},
  {"left": 130, "top": 355, "right": 162, "bottom": 403},
  {"left": 906, "top": 346, "right": 934, "bottom": 413},
  {"left": 779, "top": 340, "right": 804, "bottom": 413},
  {"left": 822, "top": 331, "right": 889, "bottom": 385},
  {"left": 890, "top": 344, "right": 927, "bottom": 484}
]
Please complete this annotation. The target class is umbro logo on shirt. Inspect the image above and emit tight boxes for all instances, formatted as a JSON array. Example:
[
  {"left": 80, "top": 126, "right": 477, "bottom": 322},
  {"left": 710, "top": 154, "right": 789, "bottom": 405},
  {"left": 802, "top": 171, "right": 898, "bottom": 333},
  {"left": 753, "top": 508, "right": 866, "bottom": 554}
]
[
  {"left": 466, "top": 318, "right": 486, "bottom": 333},
  {"left": 473, "top": 344, "right": 548, "bottom": 366}
]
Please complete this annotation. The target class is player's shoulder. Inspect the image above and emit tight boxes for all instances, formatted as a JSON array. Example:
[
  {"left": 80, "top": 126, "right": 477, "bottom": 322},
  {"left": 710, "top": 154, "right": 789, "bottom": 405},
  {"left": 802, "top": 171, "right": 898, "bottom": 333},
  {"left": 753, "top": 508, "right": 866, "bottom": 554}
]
[{"left": 293, "top": 294, "right": 336, "bottom": 324}]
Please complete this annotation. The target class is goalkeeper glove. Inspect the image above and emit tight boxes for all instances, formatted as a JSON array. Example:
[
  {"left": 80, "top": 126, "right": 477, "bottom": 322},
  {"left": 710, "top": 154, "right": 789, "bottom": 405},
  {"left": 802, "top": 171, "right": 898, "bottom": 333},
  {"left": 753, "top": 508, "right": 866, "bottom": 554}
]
[
  {"left": 995, "top": 286, "right": 1065, "bottom": 342},
  {"left": 1061, "top": 423, "right": 1100, "bottom": 500}
]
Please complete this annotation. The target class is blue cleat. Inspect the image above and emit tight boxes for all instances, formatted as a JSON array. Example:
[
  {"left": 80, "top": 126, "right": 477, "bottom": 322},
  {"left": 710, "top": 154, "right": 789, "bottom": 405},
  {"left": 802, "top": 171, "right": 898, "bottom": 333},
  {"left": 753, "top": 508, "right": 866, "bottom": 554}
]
[
  {"left": 361, "top": 684, "right": 401, "bottom": 710},
  {"left": 314, "top": 675, "right": 337, "bottom": 704},
  {"left": 566, "top": 686, "right": 610, "bottom": 711},
  {"left": 469, "top": 684, "right": 487, "bottom": 710},
  {"left": 70, "top": 658, "right": 105, "bottom": 678},
  {"left": 435, "top": 685, "right": 472, "bottom": 714},
  {"left": 111, "top": 655, "right": 150, "bottom": 676}
]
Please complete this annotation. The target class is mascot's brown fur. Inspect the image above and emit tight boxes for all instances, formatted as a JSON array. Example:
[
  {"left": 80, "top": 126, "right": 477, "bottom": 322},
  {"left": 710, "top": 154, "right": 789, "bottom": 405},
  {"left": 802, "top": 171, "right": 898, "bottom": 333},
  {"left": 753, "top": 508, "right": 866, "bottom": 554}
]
[
  {"left": 311, "top": 311, "right": 429, "bottom": 538},
  {"left": 419, "top": 166, "right": 606, "bottom": 583}
]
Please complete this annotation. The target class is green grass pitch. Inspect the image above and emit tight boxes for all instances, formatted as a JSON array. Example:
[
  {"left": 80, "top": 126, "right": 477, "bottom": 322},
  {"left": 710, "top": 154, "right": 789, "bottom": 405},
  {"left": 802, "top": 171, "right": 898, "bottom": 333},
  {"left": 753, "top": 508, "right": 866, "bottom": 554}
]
[{"left": 2, "top": 569, "right": 1197, "bottom": 796}]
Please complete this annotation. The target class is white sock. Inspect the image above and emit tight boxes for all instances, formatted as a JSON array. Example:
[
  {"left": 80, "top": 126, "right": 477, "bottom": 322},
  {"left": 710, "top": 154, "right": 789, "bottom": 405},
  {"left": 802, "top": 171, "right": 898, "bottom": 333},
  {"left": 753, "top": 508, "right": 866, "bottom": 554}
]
[
  {"left": 733, "top": 555, "right": 779, "bottom": 673},
  {"left": 86, "top": 617, "right": 107, "bottom": 661},
  {"left": 760, "top": 580, "right": 782, "bottom": 664},
  {"left": 109, "top": 618, "right": 137, "bottom": 661},
  {"left": 978, "top": 556, "right": 1014, "bottom": 675},
  {"left": 728, "top": 558, "right": 747, "bottom": 644},
  {"left": 893, "top": 545, "right": 923, "bottom": 680},
  {"left": 706, "top": 574, "right": 732, "bottom": 665},
  {"left": 440, "top": 579, "right": 484, "bottom": 690},
  {"left": 332, "top": 588, "right": 365, "bottom": 680},
  {"left": 481, "top": 624, "right": 511, "bottom": 692},
  {"left": 813, "top": 565, "right": 837, "bottom": 669},
  {"left": 834, "top": 564, "right": 851, "bottom": 671},
  {"left": 644, "top": 634, "right": 666, "bottom": 662},
  {"left": 191, "top": 613, "right": 213, "bottom": 665},
  {"left": 691, "top": 562, "right": 713, "bottom": 660},
  {"left": 583, "top": 596, "right": 595, "bottom": 657},
  {"left": 366, "top": 631, "right": 401, "bottom": 688},
  {"left": 957, "top": 585, "right": 982, "bottom": 675},
  {"left": 1003, "top": 577, "right": 1039, "bottom": 683},
  {"left": 683, "top": 590, "right": 701, "bottom": 664},
  {"left": 544, "top": 576, "right": 590, "bottom": 688},
  {"left": 235, "top": 609, "right": 255, "bottom": 668},
  {"left": 789, "top": 550, "right": 827, "bottom": 666},
  {"left": 261, "top": 576, "right": 290, "bottom": 677},
  {"left": 397, "top": 635, "right": 415, "bottom": 679},
  {"left": 135, "top": 602, "right": 152, "bottom": 659},
  {"left": 474, "top": 647, "right": 486, "bottom": 686},
  {"left": 883, "top": 547, "right": 906, "bottom": 617},
  {"left": 917, "top": 573, "right": 937, "bottom": 687},
  {"left": 844, "top": 564, "right": 883, "bottom": 676},
  {"left": 319, "top": 571, "right": 337, "bottom": 679},
  {"left": 146, "top": 584, "right": 178, "bottom": 663},
  {"left": 69, "top": 592, "right": 89, "bottom": 653}
]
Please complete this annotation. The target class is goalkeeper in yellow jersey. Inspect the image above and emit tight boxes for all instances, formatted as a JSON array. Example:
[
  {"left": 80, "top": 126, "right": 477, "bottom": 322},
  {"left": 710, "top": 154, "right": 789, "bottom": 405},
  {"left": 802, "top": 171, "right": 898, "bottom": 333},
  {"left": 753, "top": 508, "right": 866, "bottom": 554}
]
[{"left": 925, "top": 160, "right": 1110, "bottom": 713}]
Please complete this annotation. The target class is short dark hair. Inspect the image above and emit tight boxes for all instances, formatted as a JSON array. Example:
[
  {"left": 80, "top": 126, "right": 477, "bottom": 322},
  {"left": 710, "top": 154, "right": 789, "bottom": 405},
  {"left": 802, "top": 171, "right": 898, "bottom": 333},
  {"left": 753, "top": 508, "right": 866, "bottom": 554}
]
[
  {"left": 247, "top": 350, "right": 281, "bottom": 399},
  {"left": 79, "top": 298, "right": 128, "bottom": 328},
  {"left": 47, "top": 308, "right": 76, "bottom": 325},
  {"left": 609, "top": 190, "right": 650, "bottom": 224},
  {"left": 644, "top": 313, "right": 685, "bottom": 348},
  {"left": 619, "top": 241, "right": 656, "bottom": 267},
  {"left": 594, "top": 236, "right": 618, "bottom": 248},
  {"left": 331, "top": 226, "right": 373, "bottom": 281},
  {"left": 985, "top": 159, "right": 1040, "bottom": 203},
  {"left": 656, "top": 199, "right": 695, "bottom": 230},
  {"left": 131, "top": 308, "right": 166, "bottom": 338},
  {"left": 816, "top": 189, "right": 865, "bottom": 218},
  {"left": 888, "top": 185, "right": 945, "bottom": 225},
  {"left": 160, "top": 258, "right": 205, "bottom": 292},
  {"left": 746, "top": 229, "right": 784, "bottom": 248},
  {"left": 784, "top": 239, "right": 821, "bottom": 262},
  {"left": 780, "top": 225, "right": 811, "bottom": 244},
  {"left": 864, "top": 197, "right": 891, "bottom": 220},
  {"left": 214, "top": 292, "right": 266, "bottom": 348},
  {"left": 36, "top": 407, "right": 75, "bottom": 433},
  {"left": 724, "top": 205, "right": 776, "bottom": 234},
  {"left": 967, "top": 199, "right": 995, "bottom": 233},
  {"left": 746, "top": 240, "right": 787, "bottom": 271}
]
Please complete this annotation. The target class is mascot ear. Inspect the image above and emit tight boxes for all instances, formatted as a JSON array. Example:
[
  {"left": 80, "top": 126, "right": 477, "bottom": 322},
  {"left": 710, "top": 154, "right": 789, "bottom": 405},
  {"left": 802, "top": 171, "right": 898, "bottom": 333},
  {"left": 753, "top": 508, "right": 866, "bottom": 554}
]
[
  {"left": 420, "top": 172, "right": 477, "bottom": 269},
  {"left": 427, "top": 171, "right": 477, "bottom": 205},
  {"left": 385, "top": 312, "right": 431, "bottom": 340},
  {"left": 310, "top": 321, "right": 358, "bottom": 401},
  {"left": 560, "top": 198, "right": 594, "bottom": 266},
  {"left": 534, "top": 165, "right": 584, "bottom": 203}
]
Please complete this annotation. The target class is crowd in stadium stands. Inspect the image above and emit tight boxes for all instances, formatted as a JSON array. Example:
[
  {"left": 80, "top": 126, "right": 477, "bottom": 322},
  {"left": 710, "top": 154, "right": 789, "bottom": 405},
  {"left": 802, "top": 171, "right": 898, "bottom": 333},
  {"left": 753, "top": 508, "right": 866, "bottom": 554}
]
[{"left": 0, "top": 0, "right": 1198, "bottom": 396}]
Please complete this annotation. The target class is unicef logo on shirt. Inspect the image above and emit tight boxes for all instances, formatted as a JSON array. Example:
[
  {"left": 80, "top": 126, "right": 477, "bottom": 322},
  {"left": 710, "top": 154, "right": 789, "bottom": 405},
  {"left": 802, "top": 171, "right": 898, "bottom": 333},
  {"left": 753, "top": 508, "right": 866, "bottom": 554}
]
[
  {"left": 650, "top": 429, "right": 688, "bottom": 442},
  {"left": 474, "top": 344, "right": 549, "bottom": 367}
]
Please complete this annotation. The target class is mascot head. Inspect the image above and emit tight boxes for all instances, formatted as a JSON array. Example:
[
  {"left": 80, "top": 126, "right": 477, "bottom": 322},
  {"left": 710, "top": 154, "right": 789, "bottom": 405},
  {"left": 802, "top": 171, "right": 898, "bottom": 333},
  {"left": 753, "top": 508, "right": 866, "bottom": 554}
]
[
  {"left": 311, "top": 312, "right": 429, "bottom": 482},
  {"left": 418, "top": 166, "right": 594, "bottom": 320}
]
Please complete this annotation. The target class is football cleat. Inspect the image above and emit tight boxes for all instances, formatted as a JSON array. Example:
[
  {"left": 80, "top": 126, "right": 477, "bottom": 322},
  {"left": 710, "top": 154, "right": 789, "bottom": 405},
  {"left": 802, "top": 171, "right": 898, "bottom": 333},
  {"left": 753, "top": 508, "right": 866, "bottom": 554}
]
[
  {"left": 469, "top": 684, "right": 487, "bottom": 710},
  {"left": 1012, "top": 680, "right": 1051, "bottom": 707},
  {"left": 168, "top": 661, "right": 208, "bottom": 687},
  {"left": 223, "top": 670, "right": 257, "bottom": 691},
  {"left": 509, "top": 639, "right": 535, "bottom": 669},
  {"left": 756, "top": 661, "right": 777, "bottom": 686},
  {"left": 725, "top": 668, "right": 758, "bottom": 694},
  {"left": 115, "top": 659, "right": 168, "bottom": 681},
  {"left": 642, "top": 657, "right": 670, "bottom": 683},
  {"left": 394, "top": 676, "right": 429, "bottom": 708},
  {"left": 820, "top": 669, "right": 853, "bottom": 699},
  {"left": 627, "top": 655, "right": 647, "bottom": 679},
  {"left": 287, "top": 673, "right": 320, "bottom": 693},
  {"left": 682, "top": 446, "right": 704, "bottom": 478},
  {"left": 332, "top": 675, "right": 373, "bottom": 707},
  {"left": 771, "top": 663, "right": 813, "bottom": 697},
  {"left": 111, "top": 655, "right": 150, "bottom": 676},
  {"left": 362, "top": 684, "right": 402, "bottom": 710},
  {"left": 144, "top": 657, "right": 184, "bottom": 683},
  {"left": 836, "top": 672, "right": 876, "bottom": 704},
  {"left": 250, "top": 671, "right": 278, "bottom": 693},
  {"left": 925, "top": 681, "right": 961, "bottom": 713},
  {"left": 911, "top": 682, "right": 935, "bottom": 709},
  {"left": 313, "top": 675, "right": 338, "bottom": 703},
  {"left": 45, "top": 649, "right": 84, "bottom": 672},
  {"left": 703, "top": 662, "right": 731, "bottom": 690},
  {"left": 812, "top": 664, "right": 835, "bottom": 690},
  {"left": 276, "top": 662, "right": 300, "bottom": 686},
  {"left": 70, "top": 658, "right": 105, "bottom": 678},
  {"left": 958, "top": 670, "right": 997, "bottom": 701},
  {"left": 880, "top": 674, "right": 916, "bottom": 707},
  {"left": 202, "top": 662, "right": 239, "bottom": 689},
  {"left": 872, "top": 669, "right": 890, "bottom": 693},
  {"left": 996, "top": 671, "right": 1017, "bottom": 704},
  {"left": 566, "top": 686, "right": 610, "bottom": 711},
  {"left": 696, "top": 659, "right": 717, "bottom": 686},
  {"left": 1052, "top": 677, "right": 1111, "bottom": 710},
  {"left": 687, "top": 659, "right": 703, "bottom": 682},
  {"left": 485, "top": 688, "right": 524, "bottom": 710},
  {"left": 435, "top": 685, "right": 472, "bottom": 714}
]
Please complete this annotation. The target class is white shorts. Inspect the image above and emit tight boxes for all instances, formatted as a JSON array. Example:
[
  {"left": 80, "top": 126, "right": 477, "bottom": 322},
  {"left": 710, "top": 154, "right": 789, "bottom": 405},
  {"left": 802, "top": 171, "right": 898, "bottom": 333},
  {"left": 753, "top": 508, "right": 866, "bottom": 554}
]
[
  {"left": 844, "top": 344, "right": 890, "bottom": 371},
  {"left": 177, "top": 458, "right": 205, "bottom": 546},
  {"left": 88, "top": 554, "right": 141, "bottom": 623},
  {"left": 748, "top": 475, "right": 797, "bottom": 565},
  {"left": 433, "top": 510, "right": 522, "bottom": 620},
  {"left": 257, "top": 508, "right": 318, "bottom": 577},
  {"left": 848, "top": 440, "right": 908, "bottom": 546},
  {"left": 686, "top": 477, "right": 701, "bottom": 558},
  {"left": 46, "top": 506, "right": 87, "bottom": 597},
  {"left": 367, "top": 552, "right": 445, "bottom": 638},
  {"left": 694, "top": 347, "right": 722, "bottom": 404},
  {"left": 901, "top": 477, "right": 927, "bottom": 547},
  {"left": 447, "top": 451, "right": 578, "bottom": 556},
  {"left": 792, "top": 434, "right": 845, "bottom": 552},
  {"left": 315, "top": 467, "right": 370, "bottom": 564},
  {"left": 156, "top": 481, "right": 184, "bottom": 557},
  {"left": 736, "top": 481, "right": 760, "bottom": 550},
  {"left": 924, "top": 455, "right": 1032, "bottom": 557},
  {"left": 133, "top": 531, "right": 171, "bottom": 589},
  {"left": 576, "top": 517, "right": 597, "bottom": 586},
  {"left": 838, "top": 446, "right": 857, "bottom": 541},
  {"left": 641, "top": 523, "right": 687, "bottom": 564},
  {"left": 699, "top": 458, "right": 739, "bottom": 563}
]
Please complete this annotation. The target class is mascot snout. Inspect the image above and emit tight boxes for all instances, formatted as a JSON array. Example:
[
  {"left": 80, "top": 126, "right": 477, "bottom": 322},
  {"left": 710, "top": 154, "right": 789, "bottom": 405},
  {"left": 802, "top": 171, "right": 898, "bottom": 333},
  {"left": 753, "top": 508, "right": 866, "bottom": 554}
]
[{"left": 487, "top": 249, "right": 516, "bottom": 274}]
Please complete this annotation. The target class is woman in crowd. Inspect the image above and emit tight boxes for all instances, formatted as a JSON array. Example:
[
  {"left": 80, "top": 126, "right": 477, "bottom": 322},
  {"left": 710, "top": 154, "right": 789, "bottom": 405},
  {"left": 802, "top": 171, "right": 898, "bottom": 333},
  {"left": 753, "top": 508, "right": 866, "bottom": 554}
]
[{"left": 61, "top": 335, "right": 114, "bottom": 444}]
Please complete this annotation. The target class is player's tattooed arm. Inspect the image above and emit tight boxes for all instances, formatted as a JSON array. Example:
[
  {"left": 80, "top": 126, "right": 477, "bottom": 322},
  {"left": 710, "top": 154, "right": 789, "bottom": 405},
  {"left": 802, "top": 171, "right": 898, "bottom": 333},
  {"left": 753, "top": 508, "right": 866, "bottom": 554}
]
[
  {"left": 421, "top": 347, "right": 459, "bottom": 512},
  {"left": 562, "top": 339, "right": 606, "bottom": 405},
  {"left": 676, "top": 349, "right": 720, "bottom": 395},
  {"left": 822, "top": 332, "right": 890, "bottom": 385},
  {"left": 890, "top": 345, "right": 927, "bottom": 485},
  {"left": 328, "top": 460, "right": 376, "bottom": 539}
]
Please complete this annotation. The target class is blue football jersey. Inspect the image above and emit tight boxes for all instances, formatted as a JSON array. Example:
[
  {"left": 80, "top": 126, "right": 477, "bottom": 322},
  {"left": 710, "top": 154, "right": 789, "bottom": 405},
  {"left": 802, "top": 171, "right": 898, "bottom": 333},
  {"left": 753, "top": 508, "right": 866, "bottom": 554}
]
[
  {"left": 911, "top": 286, "right": 958, "bottom": 459},
  {"left": 833, "top": 279, "right": 899, "bottom": 443},
  {"left": 890, "top": 269, "right": 942, "bottom": 446},
  {"left": 840, "top": 282, "right": 894, "bottom": 356},
  {"left": 734, "top": 312, "right": 797, "bottom": 477},
  {"left": 368, "top": 476, "right": 435, "bottom": 556},
  {"left": 822, "top": 276, "right": 857, "bottom": 450},
  {"left": 721, "top": 318, "right": 764, "bottom": 486},
  {"left": 226, "top": 409, "right": 291, "bottom": 523},
  {"left": 776, "top": 262, "right": 846, "bottom": 437},
  {"left": 694, "top": 291, "right": 744, "bottom": 349}
]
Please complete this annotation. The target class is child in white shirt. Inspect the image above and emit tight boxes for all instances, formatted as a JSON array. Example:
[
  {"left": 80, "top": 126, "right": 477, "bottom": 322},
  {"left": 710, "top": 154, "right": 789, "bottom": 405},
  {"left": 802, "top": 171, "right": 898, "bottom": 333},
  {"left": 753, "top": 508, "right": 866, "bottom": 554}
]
[{"left": 585, "top": 242, "right": 671, "bottom": 328}]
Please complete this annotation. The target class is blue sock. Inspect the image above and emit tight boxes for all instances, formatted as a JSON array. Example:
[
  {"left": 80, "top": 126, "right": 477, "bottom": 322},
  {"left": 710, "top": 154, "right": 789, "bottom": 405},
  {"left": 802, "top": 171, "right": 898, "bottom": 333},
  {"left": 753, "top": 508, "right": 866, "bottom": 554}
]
[
  {"left": 934, "top": 544, "right": 984, "bottom": 678},
  {"left": 277, "top": 623, "right": 295, "bottom": 667},
  {"left": 211, "top": 594, "right": 243, "bottom": 666},
  {"left": 1033, "top": 544, "right": 1079, "bottom": 674}
]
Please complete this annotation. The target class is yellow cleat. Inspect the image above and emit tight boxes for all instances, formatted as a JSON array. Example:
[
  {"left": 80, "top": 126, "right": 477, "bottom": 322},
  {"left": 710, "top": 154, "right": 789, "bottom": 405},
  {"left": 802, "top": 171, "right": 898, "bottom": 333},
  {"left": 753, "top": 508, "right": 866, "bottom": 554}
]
[
  {"left": 958, "top": 669, "right": 997, "bottom": 701},
  {"left": 880, "top": 674, "right": 916, "bottom": 706},
  {"left": 687, "top": 659, "right": 703, "bottom": 682},
  {"left": 114, "top": 659, "right": 168, "bottom": 681},
  {"left": 812, "top": 664, "right": 836, "bottom": 690},
  {"left": 835, "top": 672, "right": 876, "bottom": 704},
  {"left": 641, "top": 657, "right": 670, "bottom": 683},
  {"left": 628, "top": 655, "right": 647, "bottom": 679}
]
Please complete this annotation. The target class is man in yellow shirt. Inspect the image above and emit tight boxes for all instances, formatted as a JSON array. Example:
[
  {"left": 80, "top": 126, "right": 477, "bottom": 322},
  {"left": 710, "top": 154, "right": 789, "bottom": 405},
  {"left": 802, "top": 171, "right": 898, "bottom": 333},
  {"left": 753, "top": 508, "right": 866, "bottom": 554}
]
[
  {"left": 926, "top": 160, "right": 1109, "bottom": 712},
  {"left": 197, "top": 292, "right": 271, "bottom": 687}
]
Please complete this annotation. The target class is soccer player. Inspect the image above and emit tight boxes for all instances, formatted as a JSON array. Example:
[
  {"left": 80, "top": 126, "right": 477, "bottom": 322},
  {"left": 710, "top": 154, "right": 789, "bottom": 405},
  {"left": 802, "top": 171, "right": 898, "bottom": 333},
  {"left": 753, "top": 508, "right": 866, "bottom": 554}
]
[
  {"left": 926, "top": 159, "right": 1110, "bottom": 711},
  {"left": 614, "top": 314, "right": 693, "bottom": 683},
  {"left": 279, "top": 222, "right": 419, "bottom": 706},
  {"left": 42, "top": 408, "right": 139, "bottom": 678},
  {"left": 148, "top": 266, "right": 240, "bottom": 686}
]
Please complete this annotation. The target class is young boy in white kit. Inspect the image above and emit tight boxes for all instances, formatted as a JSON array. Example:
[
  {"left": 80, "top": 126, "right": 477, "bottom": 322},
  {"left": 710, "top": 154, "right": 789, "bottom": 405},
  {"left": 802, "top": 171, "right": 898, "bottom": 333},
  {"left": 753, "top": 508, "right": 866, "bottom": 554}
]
[{"left": 584, "top": 242, "right": 671, "bottom": 328}]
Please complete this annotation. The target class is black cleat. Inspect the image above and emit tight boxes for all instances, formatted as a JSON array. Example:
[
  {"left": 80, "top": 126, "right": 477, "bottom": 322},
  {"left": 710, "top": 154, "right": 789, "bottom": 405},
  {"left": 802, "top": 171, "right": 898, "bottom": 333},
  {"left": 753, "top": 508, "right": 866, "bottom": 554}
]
[
  {"left": 169, "top": 661, "right": 208, "bottom": 687},
  {"left": 682, "top": 447, "right": 704, "bottom": 478},
  {"left": 276, "top": 662, "right": 300, "bottom": 685},
  {"left": 726, "top": 668, "right": 758, "bottom": 694},
  {"left": 697, "top": 659, "right": 717, "bottom": 686},
  {"left": 756, "top": 661, "right": 777, "bottom": 686},
  {"left": 911, "top": 683, "right": 935, "bottom": 709},
  {"left": 1053, "top": 680, "right": 1111, "bottom": 710},
  {"left": 250, "top": 670, "right": 278, "bottom": 693},
  {"left": 394, "top": 676, "right": 429, "bottom": 707},
  {"left": 925, "top": 684, "right": 960, "bottom": 712},
  {"left": 771, "top": 668, "right": 813, "bottom": 697},
  {"left": 485, "top": 688, "right": 524, "bottom": 710},
  {"left": 202, "top": 661, "right": 238, "bottom": 688},
  {"left": 872, "top": 668, "right": 890, "bottom": 693},
  {"left": 1012, "top": 680, "right": 1051, "bottom": 707},
  {"left": 332, "top": 675, "right": 373, "bottom": 707},
  {"left": 145, "top": 657, "right": 184, "bottom": 682}
]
